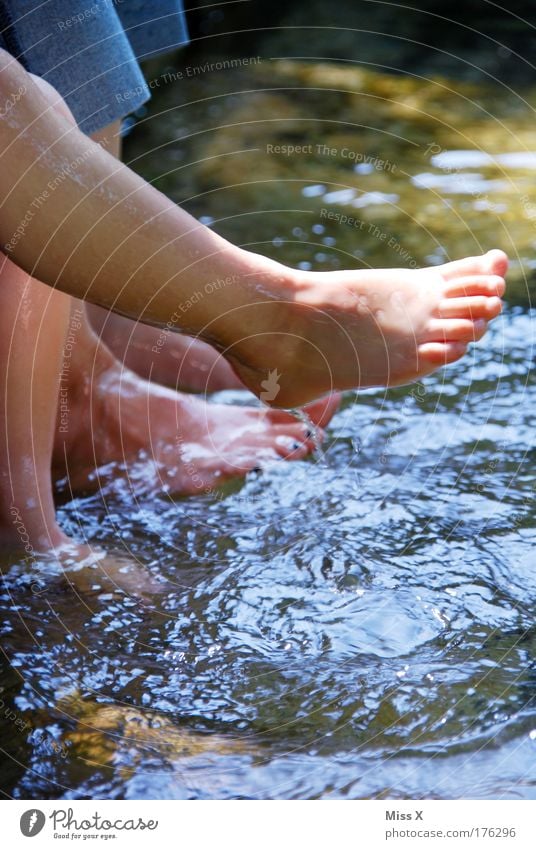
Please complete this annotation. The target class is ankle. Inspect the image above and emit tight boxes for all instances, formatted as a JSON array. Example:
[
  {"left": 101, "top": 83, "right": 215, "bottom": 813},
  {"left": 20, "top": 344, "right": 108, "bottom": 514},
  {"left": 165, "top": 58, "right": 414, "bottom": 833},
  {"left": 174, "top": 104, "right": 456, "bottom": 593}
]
[
  {"left": 0, "top": 507, "right": 69, "bottom": 554},
  {"left": 206, "top": 251, "right": 307, "bottom": 370}
]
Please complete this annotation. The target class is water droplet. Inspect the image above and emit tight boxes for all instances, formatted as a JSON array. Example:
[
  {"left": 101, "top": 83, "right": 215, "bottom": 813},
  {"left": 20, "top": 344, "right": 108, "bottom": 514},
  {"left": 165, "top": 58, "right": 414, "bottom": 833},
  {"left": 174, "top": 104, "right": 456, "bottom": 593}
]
[{"left": 291, "top": 408, "right": 325, "bottom": 464}]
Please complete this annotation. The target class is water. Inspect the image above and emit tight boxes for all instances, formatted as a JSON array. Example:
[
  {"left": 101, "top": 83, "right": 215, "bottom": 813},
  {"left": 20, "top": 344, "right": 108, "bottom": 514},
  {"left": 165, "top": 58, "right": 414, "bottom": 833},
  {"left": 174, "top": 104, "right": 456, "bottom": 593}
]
[
  {"left": 1, "top": 306, "right": 533, "bottom": 799},
  {"left": 1, "top": 60, "right": 535, "bottom": 800},
  {"left": 291, "top": 408, "right": 325, "bottom": 460}
]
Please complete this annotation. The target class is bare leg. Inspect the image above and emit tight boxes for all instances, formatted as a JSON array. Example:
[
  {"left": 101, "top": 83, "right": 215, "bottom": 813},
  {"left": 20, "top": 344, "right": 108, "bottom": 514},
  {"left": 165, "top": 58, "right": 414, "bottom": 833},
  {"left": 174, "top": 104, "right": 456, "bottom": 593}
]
[
  {"left": 0, "top": 51, "right": 506, "bottom": 409},
  {"left": 0, "top": 92, "right": 334, "bottom": 533},
  {"left": 87, "top": 122, "right": 241, "bottom": 392},
  {"left": 0, "top": 253, "right": 70, "bottom": 551},
  {"left": 88, "top": 302, "right": 242, "bottom": 392},
  {"left": 0, "top": 89, "right": 196, "bottom": 595},
  {"left": 52, "top": 305, "right": 339, "bottom": 496}
]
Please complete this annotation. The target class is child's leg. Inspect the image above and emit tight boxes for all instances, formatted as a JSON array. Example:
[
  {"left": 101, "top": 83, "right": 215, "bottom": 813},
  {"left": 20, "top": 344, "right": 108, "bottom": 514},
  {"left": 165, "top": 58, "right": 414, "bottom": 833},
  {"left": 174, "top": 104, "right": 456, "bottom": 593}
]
[
  {"left": 0, "top": 51, "right": 506, "bottom": 409},
  {"left": 37, "top": 113, "right": 336, "bottom": 492},
  {"left": 0, "top": 80, "right": 332, "bottom": 590},
  {"left": 87, "top": 305, "right": 243, "bottom": 392},
  {"left": 0, "top": 253, "right": 71, "bottom": 552},
  {"left": 52, "top": 293, "right": 338, "bottom": 496},
  {"left": 86, "top": 121, "right": 241, "bottom": 392},
  {"left": 0, "top": 261, "right": 201, "bottom": 595}
]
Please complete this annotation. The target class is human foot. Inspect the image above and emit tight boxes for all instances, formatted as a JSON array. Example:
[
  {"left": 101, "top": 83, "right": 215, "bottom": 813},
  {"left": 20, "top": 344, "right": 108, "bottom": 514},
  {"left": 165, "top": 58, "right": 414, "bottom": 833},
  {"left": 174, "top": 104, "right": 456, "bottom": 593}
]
[
  {"left": 88, "top": 306, "right": 243, "bottom": 393},
  {"left": 53, "top": 356, "right": 340, "bottom": 496},
  {"left": 219, "top": 250, "right": 507, "bottom": 408},
  {"left": 4, "top": 541, "right": 170, "bottom": 599}
]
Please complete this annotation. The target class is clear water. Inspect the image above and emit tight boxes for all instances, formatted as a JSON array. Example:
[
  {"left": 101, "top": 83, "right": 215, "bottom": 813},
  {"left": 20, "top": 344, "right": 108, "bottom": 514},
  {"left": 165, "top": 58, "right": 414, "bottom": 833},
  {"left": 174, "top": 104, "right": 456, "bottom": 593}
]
[
  {"left": 1, "top": 307, "right": 534, "bottom": 800},
  {"left": 291, "top": 408, "right": 325, "bottom": 459},
  {"left": 1, "top": 60, "right": 535, "bottom": 800}
]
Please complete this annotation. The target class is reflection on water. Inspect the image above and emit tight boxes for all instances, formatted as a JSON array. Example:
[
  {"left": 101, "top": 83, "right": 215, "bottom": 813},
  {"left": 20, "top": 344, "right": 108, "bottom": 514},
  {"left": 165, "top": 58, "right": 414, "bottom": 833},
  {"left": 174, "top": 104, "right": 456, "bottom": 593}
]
[
  {"left": 127, "top": 59, "right": 536, "bottom": 303},
  {"left": 1, "top": 60, "right": 535, "bottom": 800},
  {"left": 1, "top": 307, "right": 533, "bottom": 800}
]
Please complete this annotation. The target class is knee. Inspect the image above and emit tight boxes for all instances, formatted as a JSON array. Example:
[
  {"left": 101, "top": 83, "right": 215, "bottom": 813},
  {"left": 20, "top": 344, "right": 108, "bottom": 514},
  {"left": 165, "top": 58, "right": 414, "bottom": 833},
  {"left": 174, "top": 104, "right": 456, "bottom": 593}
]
[
  {"left": 29, "top": 73, "right": 76, "bottom": 125},
  {"left": 0, "top": 48, "right": 75, "bottom": 126},
  {"left": 0, "top": 46, "right": 21, "bottom": 75},
  {"left": 0, "top": 47, "right": 28, "bottom": 99}
]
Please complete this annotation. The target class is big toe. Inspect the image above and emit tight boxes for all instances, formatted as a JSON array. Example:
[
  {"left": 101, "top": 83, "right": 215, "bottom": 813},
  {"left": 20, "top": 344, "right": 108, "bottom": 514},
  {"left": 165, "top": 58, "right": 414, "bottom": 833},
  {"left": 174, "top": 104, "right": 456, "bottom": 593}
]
[
  {"left": 484, "top": 249, "right": 509, "bottom": 277},
  {"left": 440, "top": 250, "right": 508, "bottom": 281},
  {"left": 303, "top": 392, "right": 341, "bottom": 428}
]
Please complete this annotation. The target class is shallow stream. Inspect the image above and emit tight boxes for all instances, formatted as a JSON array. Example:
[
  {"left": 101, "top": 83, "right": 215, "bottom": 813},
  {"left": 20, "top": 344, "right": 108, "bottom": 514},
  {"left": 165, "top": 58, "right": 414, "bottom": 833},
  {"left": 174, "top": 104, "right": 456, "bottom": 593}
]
[{"left": 1, "top": 58, "right": 534, "bottom": 800}]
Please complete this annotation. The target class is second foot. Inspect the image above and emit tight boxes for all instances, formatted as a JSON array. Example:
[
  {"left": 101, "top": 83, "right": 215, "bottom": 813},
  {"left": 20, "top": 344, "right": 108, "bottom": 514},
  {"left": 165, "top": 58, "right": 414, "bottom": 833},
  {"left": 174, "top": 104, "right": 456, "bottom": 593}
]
[{"left": 53, "top": 364, "right": 340, "bottom": 495}]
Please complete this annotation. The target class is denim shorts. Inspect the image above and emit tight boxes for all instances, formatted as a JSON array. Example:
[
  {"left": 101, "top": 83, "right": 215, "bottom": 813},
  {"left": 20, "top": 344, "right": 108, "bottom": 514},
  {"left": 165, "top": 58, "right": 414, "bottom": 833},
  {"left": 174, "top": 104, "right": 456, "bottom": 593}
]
[{"left": 0, "top": 1, "right": 189, "bottom": 134}]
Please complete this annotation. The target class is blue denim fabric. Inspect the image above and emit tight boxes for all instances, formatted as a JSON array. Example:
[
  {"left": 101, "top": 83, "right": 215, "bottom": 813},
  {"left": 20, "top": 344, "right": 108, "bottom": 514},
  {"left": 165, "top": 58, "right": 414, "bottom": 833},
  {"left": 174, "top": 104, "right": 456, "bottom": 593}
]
[{"left": 0, "top": 0, "right": 189, "bottom": 133}]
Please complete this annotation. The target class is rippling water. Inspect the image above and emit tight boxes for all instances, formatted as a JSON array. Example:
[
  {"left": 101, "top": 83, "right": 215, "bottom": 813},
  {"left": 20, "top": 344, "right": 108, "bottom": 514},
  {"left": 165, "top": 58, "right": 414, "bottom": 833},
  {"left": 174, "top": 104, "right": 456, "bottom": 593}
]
[
  {"left": 1, "top": 59, "right": 535, "bottom": 800},
  {"left": 1, "top": 306, "right": 534, "bottom": 800}
]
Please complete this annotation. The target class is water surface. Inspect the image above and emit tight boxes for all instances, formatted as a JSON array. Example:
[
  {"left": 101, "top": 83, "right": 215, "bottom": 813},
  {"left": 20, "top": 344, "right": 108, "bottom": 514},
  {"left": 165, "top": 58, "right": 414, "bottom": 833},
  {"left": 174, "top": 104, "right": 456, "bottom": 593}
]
[{"left": 0, "top": 59, "right": 535, "bottom": 800}]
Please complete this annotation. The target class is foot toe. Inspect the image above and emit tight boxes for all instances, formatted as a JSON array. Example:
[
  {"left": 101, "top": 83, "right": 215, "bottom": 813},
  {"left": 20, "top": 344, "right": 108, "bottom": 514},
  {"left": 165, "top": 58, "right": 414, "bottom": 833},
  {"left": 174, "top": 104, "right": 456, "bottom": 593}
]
[
  {"left": 418, "top": 341, "right": 468, "bottom": 365},
  {"left": 484, "top": 249, "right": 509, "bottom": 277},
  {"left": 438, "top": 294, "right": 502, "bottom": 320},
  {"left": 273, "top": 426, "right": 320, "bottom": 458},
  {"left": 302, "top": 392, "right": 341, "bottom": 428},
  {"left": 444, "top": 275, "right": 505, "bottom": 298},
  {"left": 440, "top": 250, "right": 508, "bottom": 281},
  {"left": 424, "top": 318, "right": 487, "bottom": 343}
]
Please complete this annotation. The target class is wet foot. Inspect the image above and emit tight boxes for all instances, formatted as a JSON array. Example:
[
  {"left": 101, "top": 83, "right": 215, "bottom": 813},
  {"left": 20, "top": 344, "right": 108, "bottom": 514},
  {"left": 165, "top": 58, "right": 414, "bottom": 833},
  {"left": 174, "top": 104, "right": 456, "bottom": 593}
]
[
  {"left": 53, "top": 357, "right": 340, "bottom": 495},
  {"left": 222, "top": 250, "right": 508, "bottom": 407},
  {"left": 4, "top": 540, "right": 170, "bottom": 599}
]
